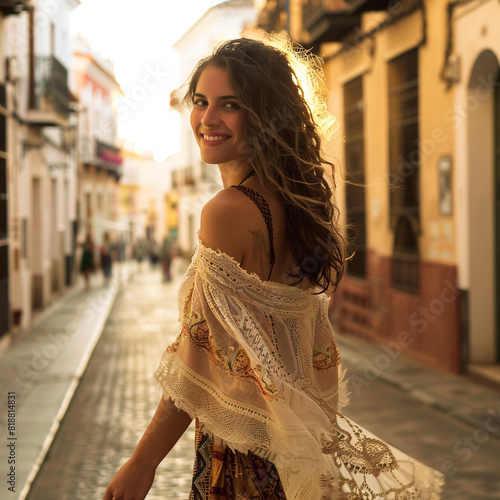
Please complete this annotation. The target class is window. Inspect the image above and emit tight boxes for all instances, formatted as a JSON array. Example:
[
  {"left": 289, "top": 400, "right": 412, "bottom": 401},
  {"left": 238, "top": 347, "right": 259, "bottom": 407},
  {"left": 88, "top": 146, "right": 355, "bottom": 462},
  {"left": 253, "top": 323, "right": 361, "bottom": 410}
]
[
  {"left": 388, "top": 49, "right": 420, "bottom": 293},
  {"left": 0, "top": 84, "right": 8, "bottom": 339},
  {"left": 0, "top": 84, "right": 7, "bottom": 242},
  {"left": 393, "top": 215, "right": 419, "bottom": 294},
  {"left": 344, "top": 76, "right": 366, "bottom": 278}
]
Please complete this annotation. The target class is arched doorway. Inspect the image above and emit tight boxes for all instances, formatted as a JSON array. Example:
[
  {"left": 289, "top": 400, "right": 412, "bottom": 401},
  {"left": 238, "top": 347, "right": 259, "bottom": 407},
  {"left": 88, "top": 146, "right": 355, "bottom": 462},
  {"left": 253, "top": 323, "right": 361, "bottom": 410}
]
[{"left": 467, "top": 49, "right": 500, "bottom": 364}]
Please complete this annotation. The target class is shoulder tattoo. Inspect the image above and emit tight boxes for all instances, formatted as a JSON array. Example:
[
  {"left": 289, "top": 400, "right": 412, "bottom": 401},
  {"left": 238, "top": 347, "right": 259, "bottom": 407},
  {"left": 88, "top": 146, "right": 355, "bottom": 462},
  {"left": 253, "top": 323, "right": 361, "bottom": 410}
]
[{"left": 249, "top": 229, "right": 268, "bottom": 277}]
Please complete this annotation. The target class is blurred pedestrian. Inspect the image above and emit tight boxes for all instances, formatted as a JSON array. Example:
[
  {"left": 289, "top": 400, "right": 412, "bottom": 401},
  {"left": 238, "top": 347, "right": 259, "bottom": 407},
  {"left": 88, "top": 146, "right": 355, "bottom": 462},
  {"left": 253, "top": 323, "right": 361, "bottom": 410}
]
[
  {"left": 149, "top": 239, "right": 160, "bottom": 269},
  {"left": 104, "top": 36, "right": 444, "bottom": 500},
  {"left": 118, "top": 234, "right": 126, "bottom": 262},
  {"left": 79, "top": 232, "right": 94, "bottom": 292},
  {"left": 100, "top": 232, "right": 112, "bottom": 285},
  {"left": 133, "top": 237, "right": 146, "bottom": 271},
  {"left": 161, "top": 237, "right": 173, "bottom": 282}
]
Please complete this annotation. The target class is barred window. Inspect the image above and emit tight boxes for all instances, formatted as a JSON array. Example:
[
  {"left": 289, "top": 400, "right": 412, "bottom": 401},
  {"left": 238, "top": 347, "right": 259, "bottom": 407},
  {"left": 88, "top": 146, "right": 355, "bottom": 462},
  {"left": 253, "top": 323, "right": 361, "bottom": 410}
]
[
  {"left": 0, "top": 83, "right": 8, "bottom": 339},
  {"left": 344, "top": 76, "right": 366, "bottom": 278},
  {"left": 388, "top": 49, "right": 420, "bottom": 294},
  {"left": 0, "top": 85, "right": 6, "bottom": 243}
]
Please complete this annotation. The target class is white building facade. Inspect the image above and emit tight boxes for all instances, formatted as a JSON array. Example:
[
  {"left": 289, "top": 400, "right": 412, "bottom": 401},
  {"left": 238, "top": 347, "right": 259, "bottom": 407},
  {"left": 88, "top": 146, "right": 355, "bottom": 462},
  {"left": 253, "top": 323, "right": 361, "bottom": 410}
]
[
  {"left": 71, "top": 40, "right": 123, "bottom": 267},
  {"left": 4, "top": 0, "right": 79, "bottom": 337}
]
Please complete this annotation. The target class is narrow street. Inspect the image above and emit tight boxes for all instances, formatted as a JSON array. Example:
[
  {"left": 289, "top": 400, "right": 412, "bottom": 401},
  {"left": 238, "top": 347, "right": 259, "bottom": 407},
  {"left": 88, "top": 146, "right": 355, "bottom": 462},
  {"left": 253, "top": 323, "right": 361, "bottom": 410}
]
[{"left": 26, "top": 267, "right": 500, "bottom": 500}]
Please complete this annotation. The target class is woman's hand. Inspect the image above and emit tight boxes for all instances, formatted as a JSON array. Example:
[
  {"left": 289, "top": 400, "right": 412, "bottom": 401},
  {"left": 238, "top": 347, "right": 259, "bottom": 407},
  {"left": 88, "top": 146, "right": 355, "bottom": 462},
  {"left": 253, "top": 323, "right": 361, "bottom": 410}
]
[
  {"left": 102, "top": 457, "right": 156, "bottom": 500},
  {"left": 102, "top": 396, "right": 192, "bottom": 499}
]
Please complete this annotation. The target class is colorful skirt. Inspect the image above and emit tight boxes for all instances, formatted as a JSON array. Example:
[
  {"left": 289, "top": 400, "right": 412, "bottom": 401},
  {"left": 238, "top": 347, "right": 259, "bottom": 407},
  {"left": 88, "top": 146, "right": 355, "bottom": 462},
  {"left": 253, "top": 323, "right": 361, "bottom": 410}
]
[{"left": 189, "top": 420, "right": 287, "bottom": 500}]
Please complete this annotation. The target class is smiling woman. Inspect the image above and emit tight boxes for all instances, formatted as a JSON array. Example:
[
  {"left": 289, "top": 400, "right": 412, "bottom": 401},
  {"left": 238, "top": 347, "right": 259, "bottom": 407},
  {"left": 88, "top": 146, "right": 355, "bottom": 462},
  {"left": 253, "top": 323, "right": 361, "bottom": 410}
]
[
  {"left": 189, "top": 66, "right": 248, "bottom": 167},
  {"left": 103, "top": 34, "right": 444, "bottom": 500}
]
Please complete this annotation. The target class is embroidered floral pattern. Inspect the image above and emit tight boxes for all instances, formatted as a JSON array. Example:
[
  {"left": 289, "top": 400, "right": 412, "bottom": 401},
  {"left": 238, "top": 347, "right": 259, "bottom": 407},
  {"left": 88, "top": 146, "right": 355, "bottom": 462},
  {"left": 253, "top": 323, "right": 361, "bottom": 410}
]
[
  {"left": 313, "top": 343, "right": 341, "bottom": 371},
  {"left": 176, "top": 306, "right": 281, "bottom": 401},
  {"left": 321, "top": 420, "right": 397, "bottom": 477},
  {"left": 166, "top": 339, "right": 179, "bottom": 354}
]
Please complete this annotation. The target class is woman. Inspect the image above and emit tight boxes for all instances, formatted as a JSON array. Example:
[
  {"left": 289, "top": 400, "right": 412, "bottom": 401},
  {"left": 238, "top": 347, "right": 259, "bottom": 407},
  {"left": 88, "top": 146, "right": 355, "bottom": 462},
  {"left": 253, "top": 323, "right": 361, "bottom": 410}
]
[
  {"left": 80, "top": 232, "right": 94, "bottom": 292},
  {"left": 100, "top": 232, "right": 113, "bottom": 285},
  {"left": 104, "top": 36, "right": 444, "bottom": 499}
]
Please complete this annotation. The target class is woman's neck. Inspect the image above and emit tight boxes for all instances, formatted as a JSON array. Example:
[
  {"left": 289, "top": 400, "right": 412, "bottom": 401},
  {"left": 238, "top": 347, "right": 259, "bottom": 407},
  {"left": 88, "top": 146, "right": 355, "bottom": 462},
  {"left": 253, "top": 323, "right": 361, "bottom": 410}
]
[{"left": 217, "top": 161, "right": 254, "bottom": 188}]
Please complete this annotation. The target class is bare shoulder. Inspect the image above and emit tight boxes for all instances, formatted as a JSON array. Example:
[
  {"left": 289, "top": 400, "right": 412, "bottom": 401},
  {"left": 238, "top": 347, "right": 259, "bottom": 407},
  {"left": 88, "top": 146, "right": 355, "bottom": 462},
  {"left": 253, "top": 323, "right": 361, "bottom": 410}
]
[{"left": 199, "top": 188, "right": 253, "bottom": 263}]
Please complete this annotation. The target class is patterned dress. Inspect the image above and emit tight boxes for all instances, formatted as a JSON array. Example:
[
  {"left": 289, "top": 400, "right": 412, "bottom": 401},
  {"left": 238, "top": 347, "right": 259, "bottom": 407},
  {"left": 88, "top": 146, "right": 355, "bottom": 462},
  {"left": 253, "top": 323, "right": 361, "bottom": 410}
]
[{"left": 189, "top": 423, "right": 287, "bottom": 499}]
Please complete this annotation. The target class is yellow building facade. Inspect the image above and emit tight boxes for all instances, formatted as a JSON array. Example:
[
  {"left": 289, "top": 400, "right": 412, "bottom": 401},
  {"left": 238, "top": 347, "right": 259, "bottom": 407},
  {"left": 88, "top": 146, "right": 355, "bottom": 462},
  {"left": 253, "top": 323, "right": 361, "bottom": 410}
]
[
  {"left": 325, "top": 3, "right": 459, "bottom": 373},
  {"left": 258, "top": 0, "right": 500, "bottom": 376}
]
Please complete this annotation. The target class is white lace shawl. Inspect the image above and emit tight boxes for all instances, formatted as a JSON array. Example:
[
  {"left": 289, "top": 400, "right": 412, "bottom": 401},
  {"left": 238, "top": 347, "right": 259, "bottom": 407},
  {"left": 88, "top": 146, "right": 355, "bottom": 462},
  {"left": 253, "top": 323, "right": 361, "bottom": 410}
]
[{"left": 155, "top": 235, "right": 444, "bottom": 499}]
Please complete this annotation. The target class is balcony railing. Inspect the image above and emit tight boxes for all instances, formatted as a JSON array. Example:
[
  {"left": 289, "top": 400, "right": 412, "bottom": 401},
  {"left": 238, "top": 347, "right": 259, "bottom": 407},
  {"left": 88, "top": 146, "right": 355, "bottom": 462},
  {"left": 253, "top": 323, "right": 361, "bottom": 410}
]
[
  {"left": 96, "top": 139, "right": 123, "bottom": 167},
  {"left": 302, "top": 0, "right": 392, "bottom": 44},
  {"left": 303, "top": 1, "right": 360, "bottom": 44},
  {"left": 80, "top": 136, "right": 123, "bottom": 181},
  {"left": 27, "top": 55, "right": 70, "bottom": 126},
  {"left": 344, "top": 0, "right": 391, "bottom": 11},
  {"left": 0, "top": 0, "right": 30, "bottom": 16}
]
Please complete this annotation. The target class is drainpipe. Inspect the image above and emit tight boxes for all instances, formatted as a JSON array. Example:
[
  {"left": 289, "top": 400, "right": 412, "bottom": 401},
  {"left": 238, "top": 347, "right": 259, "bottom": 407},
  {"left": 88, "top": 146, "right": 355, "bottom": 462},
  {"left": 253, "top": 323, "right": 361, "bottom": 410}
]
[
  {"left": 440, "top": 0, "right": 478, "bottom": 88},
  {"left": 285, "top": 0, "right": 290, "bottom": 33}
]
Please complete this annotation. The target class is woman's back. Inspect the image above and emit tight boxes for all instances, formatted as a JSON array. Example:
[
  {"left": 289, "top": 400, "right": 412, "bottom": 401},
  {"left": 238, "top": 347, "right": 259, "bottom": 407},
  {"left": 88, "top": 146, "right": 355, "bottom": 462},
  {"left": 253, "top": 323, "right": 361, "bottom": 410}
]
[{"left": 201, "top": 175, "right": 313, "bottom": 291}]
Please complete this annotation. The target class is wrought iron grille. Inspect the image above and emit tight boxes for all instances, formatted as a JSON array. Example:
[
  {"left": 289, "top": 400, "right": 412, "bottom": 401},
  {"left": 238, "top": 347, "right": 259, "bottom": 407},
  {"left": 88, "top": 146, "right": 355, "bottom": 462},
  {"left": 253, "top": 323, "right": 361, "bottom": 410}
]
[
  {"left": 32, "top": 56, "right": 70, "bottom": 117},
  {"left": 0, "top": 84, "right": 7, "bottom": 242},
  {"left": 344, "top": 76, "right": 366, "bottom": 278},
  {"left": 0, "top": 83, "right": 8, "bottom": 338},
  {"left": 388, "top": 49, "right": 420, "bottom": 294}
]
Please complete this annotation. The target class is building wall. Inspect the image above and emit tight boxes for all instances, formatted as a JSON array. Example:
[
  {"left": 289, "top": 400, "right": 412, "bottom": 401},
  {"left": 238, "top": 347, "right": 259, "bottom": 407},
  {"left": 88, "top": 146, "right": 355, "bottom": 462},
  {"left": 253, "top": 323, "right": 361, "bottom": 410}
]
[
  {"left": 6, "top": 0, "right": 79, "bottom": 331},
  {"left": 72, "top": 46, "right": 123, "bottom": 268},
  {"left": 318, "top": 1, "right": 462, "bottom": 372}
]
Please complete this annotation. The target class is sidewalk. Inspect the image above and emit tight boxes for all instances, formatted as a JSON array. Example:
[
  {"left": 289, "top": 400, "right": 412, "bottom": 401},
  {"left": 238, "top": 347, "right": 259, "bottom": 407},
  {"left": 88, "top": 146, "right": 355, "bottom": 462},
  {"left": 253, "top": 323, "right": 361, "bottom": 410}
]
[
  {"left": 335, "top": 332, "right": 500, "bottom": 438},
  {"left": 1, "top": 261, "right": 499, "bottom": 499},
  {"left": 0, "top": 263, "right": 133, "bottom": 500}
]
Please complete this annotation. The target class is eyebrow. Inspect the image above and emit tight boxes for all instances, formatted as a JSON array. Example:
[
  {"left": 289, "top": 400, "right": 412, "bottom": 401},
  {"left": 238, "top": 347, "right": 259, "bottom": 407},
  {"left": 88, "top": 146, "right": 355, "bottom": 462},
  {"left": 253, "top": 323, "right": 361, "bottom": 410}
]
[{"left": 194, "top": 92, "right": 238, "bottom": 100}]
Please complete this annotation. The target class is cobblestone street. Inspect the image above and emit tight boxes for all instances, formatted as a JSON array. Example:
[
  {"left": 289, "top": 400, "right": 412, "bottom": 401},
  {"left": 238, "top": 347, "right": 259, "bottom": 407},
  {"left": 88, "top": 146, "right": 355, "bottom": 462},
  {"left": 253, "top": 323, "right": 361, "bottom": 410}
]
[
  {"left": 26, "top": 269, "right": 195, "bottom": 500},
  {"left": 26, "top": 267, "right": 500, "bottom": 499}
]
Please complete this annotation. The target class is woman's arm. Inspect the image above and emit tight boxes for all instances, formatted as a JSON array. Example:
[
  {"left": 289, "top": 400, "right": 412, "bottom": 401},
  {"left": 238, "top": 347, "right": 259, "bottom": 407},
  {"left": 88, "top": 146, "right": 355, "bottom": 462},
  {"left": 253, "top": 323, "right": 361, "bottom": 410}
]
[{"left": 103, "top": 396, "right": 192, "bottom": 500}]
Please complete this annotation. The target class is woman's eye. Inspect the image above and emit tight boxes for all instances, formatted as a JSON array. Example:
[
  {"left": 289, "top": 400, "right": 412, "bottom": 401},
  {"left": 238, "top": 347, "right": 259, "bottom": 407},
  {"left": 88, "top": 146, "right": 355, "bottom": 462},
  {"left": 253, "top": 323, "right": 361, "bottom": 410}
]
[
  {"left": 224, "top": 102, "right": 239, "bottom": 110},
  {"left": 193, "top": 99, "right": 207, "bottom": 107}
]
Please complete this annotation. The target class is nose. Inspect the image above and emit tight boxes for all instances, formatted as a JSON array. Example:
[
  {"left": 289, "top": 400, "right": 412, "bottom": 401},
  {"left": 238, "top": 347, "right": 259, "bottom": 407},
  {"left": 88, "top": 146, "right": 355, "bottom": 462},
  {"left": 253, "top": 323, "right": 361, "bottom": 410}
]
[{"left": 200, "top": 104, "right": 220, "bottom": 127}]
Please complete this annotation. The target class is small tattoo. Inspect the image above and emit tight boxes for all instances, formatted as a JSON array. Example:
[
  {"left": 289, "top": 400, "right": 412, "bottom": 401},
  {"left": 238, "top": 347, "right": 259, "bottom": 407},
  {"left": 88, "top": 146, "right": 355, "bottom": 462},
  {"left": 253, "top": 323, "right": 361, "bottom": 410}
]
[{"left": 249, "top": 229, "right": 268, "bottom": 277}]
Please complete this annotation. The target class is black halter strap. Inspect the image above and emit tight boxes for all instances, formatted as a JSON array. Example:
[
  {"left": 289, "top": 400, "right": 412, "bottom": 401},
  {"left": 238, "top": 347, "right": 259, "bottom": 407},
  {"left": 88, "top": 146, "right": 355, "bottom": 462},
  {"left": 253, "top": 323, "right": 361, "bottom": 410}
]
[
  {"left": 231, "top": 172, "right": 276, "bottom": 281},
  {"left": 237, "top": 170, "right": 256, "bottom": 186}
]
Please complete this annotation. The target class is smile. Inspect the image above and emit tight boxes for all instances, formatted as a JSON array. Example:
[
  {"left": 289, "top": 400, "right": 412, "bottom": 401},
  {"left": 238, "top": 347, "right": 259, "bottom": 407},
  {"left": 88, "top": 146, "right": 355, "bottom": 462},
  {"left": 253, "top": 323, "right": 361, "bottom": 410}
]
[{"left": 201, "top": 134, "right": 230, "bottom": 143}]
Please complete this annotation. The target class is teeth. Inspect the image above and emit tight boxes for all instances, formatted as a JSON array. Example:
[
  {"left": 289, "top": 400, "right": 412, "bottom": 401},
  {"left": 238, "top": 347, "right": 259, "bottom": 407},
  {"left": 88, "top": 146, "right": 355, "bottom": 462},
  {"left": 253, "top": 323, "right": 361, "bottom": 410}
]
[{"left": 203, "top": 134, "right": 228, "bottom": 142}]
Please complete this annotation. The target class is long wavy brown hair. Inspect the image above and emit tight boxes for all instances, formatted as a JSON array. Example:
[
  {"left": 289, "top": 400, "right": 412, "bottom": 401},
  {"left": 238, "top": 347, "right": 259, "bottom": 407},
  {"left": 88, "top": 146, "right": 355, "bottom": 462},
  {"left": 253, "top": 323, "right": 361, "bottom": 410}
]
[{"left": 185, "top": 34, "right": 346, "bottom": 293}]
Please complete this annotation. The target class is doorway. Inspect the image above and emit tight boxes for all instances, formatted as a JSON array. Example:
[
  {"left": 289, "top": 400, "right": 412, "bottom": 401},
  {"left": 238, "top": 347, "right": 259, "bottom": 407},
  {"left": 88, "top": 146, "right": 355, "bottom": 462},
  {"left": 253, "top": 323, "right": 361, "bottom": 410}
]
[
  {"left": 495, "top": 68, "right": 500, "bottom": 361},
  {"left": 467, "top": 49, "right": 500, "bottom": 365}
]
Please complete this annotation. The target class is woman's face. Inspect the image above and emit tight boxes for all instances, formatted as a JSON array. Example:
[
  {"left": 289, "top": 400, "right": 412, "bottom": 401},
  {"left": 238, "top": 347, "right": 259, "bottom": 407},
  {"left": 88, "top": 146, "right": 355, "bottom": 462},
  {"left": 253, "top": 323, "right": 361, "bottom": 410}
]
[{"left": 190, "top": 65, "right": 248, "bottom": 167}]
